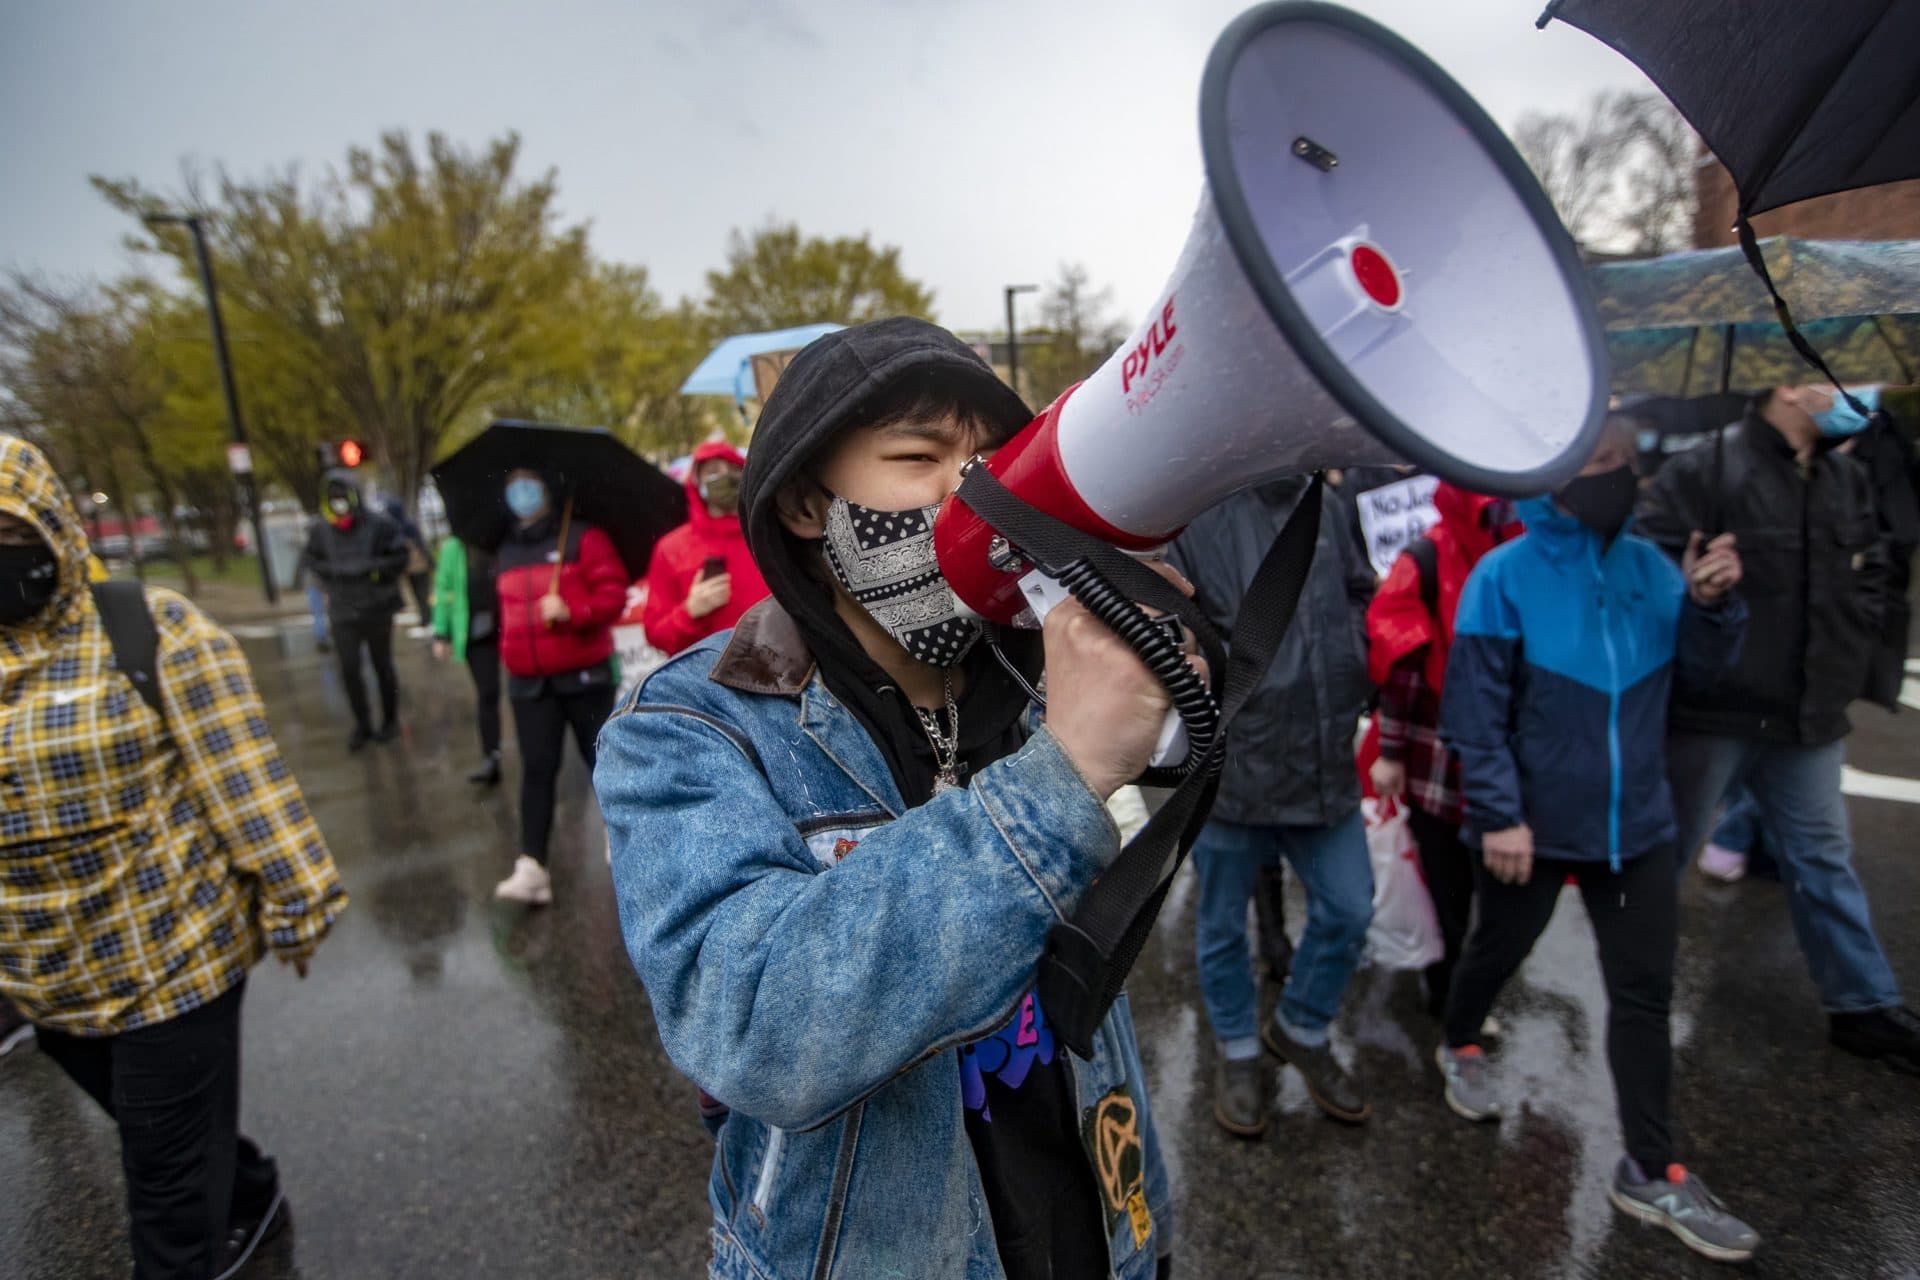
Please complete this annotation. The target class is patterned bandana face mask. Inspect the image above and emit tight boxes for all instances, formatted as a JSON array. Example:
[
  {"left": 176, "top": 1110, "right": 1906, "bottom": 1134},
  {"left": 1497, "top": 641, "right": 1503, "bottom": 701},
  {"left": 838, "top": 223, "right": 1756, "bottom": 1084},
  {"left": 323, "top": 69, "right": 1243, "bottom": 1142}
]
[{"left": 822, "top": 494, "right": 981, "bottom": 668}]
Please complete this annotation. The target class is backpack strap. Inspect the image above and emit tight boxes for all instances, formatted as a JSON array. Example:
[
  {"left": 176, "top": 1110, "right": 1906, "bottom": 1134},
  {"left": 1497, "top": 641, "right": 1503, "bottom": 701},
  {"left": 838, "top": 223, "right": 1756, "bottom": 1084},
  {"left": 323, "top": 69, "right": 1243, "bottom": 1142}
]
[
  {"left": 90, "top": 580, "right": 164, "bottom": 718},
  {"left": 1408, "top": 536, "right": 1440, "bottom": 621}
]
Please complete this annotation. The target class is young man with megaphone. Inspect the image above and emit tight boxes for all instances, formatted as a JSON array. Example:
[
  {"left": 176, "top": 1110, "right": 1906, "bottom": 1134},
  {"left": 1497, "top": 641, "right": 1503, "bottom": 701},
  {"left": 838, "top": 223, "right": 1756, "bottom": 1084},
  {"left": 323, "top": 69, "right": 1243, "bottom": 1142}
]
[
  {"left": 598, "top": 319, "right": 1180, "bottom": 1280},
  {"left": 599, "top": 5, "right": 1637, "bottom": 1271}
]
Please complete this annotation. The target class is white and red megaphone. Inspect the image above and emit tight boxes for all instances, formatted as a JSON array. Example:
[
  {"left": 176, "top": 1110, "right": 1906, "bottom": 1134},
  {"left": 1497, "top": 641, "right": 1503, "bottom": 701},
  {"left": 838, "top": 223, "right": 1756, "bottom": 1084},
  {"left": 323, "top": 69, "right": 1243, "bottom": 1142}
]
[{"left": 935, "top": 1, "right": 1609, "bottom": 627}]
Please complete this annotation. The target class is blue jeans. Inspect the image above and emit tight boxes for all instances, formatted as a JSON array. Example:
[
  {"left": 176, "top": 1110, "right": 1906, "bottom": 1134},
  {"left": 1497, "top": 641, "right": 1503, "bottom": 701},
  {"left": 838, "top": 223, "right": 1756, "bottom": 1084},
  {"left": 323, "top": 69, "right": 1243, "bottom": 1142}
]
[
  {"left": 305, "top": 584, "right": 329, "bottom": 643},
  {"left": 1709, "top": 785, "right": 1761, "bottom": 854},
  {"left": 1192, "top": 811, "right": 1373, "bottom": 1051},
  {"left": 1668, "top": 733, "right": 1902, "bottom": 1014}
]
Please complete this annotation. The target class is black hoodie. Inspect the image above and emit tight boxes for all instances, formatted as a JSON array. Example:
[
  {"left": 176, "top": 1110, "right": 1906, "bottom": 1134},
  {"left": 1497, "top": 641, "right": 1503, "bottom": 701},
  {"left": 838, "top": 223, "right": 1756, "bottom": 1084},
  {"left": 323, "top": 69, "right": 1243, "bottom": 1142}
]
[{"left": 740, "top": 317, "right": 1041, "bottom": 803}]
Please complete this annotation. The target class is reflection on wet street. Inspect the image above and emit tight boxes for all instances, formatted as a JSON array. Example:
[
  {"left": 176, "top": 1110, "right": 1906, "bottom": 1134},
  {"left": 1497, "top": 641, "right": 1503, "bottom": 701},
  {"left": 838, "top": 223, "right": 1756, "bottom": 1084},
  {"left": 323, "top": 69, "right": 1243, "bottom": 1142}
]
[{"left": 4, "top": 628, "right": 1917, "bottom": 1278}]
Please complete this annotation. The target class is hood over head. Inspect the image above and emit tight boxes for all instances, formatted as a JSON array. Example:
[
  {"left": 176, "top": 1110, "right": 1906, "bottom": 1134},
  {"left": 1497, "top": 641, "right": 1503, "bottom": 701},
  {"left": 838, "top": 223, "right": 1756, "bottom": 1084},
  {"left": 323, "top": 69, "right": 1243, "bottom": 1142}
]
[
  {"left": 737, "top": 317, "right": 1035, "bottom": 799},
  {"left": 686, "top": 439, "right": 747, "bottom": 532},
  {"left": 0, "top": 435, "right": 94, "bottom": 632},
  {"left": 1432, "top": 481, "right": 1520, "bottom": 560},
  {"left": 322, "top": 467, "right": 366, "bottom": 508},
  {"left": 740, "top": 317, "right": 1030, "bottom": 670}
]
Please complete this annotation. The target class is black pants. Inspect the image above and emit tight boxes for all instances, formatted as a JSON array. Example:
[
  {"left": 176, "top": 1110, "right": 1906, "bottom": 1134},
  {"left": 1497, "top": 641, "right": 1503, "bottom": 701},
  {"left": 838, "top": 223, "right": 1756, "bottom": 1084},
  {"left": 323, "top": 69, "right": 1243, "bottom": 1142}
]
[
  {"left": 1408, "top": 804, "right": 1477, "bottom": 1015},
  {"left": 333, "top": 612, "right": 399, "bottom": 732},
  {"left": 407, "top": 570, "right": 433, "bottom": 622},
  {"left": 512, "top": 684, "right": 616, "bottom": 862},
  {"left": 1444, "top": 843, "right": 1679, "bottom": 1172},
  {"left": 466, "top": 639, "right": 502, "bottom": 757},
  {"left": 35, "top": 983, "right": 279, "bottom": 1280}
]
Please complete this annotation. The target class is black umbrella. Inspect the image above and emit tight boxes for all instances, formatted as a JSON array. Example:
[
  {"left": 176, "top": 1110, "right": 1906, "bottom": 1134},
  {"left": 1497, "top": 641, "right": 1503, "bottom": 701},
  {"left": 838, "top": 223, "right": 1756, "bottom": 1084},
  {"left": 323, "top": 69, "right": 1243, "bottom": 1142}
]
[
  {"left": 1538, "top": 1, "right": 1920, "bottom": 218},
  {"left": 1539, "top": 0, "right": 1920, "bottom": 402},
  {"left": 430, "top": 420, "right": 687, "bottom": 580}
]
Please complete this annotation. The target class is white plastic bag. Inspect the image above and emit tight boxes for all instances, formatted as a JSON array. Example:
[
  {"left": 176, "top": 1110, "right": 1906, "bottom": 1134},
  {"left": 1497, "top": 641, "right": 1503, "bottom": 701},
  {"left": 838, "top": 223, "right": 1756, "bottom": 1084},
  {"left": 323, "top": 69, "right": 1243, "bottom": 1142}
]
[{"left": 1363, "top": 796, "right": 1444, "bottom": 970}]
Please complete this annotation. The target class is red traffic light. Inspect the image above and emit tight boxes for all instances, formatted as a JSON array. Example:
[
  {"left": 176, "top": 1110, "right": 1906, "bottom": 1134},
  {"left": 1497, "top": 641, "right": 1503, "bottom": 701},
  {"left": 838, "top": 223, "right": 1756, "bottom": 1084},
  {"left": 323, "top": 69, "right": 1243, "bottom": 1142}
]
[{"left": 338, "top": 440, "right": 365, "bottom": 468}]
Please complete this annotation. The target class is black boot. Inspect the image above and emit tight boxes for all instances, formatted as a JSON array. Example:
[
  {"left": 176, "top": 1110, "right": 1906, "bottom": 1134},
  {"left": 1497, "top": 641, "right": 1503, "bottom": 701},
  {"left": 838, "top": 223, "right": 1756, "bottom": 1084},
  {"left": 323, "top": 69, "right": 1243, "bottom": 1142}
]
[
  {"left": 467, "top": 751, "right": 502, "bottom": 786},
  {"left": 347, "top": 725, "right": 373, "bottom": 753},
  {"left": 1213, "top": 1055, "right": 1269, "bottom": 1138},
  {"left": 1830, "top": 1005, "right": 1920, "bottom": 1075},
  {"left": 217, "top": 1190, "right": 290, "bottom": 1279},
  {"left": 1264, "top": 1018, "right": 1370, "bottom": 1124}
]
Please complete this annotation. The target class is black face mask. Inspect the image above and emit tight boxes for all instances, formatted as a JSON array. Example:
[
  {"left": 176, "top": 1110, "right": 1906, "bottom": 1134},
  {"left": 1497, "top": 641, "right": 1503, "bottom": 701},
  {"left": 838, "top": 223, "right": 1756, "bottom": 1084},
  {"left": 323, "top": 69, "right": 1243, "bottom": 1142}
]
[
  {"left": 0, "top": 542, "right": 61, "bottom": 624},
  {"left": 1555, "top": 464, "right": 1637, "bottom": 539}
]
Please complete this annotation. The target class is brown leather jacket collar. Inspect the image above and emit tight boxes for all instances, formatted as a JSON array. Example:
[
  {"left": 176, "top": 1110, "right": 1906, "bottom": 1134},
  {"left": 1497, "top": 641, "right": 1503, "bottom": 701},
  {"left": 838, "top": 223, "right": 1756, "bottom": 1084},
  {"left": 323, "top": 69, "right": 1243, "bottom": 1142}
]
[{"left": 711, "top": 598, "right": 816, "bottom": 696}]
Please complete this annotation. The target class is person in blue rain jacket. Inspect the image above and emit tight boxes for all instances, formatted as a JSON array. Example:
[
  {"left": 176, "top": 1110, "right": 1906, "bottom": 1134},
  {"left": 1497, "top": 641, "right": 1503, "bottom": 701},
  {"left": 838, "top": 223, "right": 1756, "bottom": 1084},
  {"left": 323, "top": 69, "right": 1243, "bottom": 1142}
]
[{"left": 1431, "top": 421, "right": 1763, "bottom": 1265}]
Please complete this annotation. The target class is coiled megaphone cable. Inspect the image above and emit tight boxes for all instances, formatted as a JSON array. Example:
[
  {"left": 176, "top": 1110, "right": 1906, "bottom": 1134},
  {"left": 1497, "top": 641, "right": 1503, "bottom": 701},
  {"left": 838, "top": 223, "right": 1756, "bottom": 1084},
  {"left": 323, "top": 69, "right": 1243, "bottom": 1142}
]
[{"left": 1051, "top": 557, "right": 1222, "bottom": 787}]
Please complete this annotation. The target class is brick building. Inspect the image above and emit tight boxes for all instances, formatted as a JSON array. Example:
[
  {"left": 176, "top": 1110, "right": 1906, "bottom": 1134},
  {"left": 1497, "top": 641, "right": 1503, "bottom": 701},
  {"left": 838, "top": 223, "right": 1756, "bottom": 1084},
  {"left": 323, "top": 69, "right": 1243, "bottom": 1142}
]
[{"left": 1694, "top": 155, "right": 1920, "bottom": 248}]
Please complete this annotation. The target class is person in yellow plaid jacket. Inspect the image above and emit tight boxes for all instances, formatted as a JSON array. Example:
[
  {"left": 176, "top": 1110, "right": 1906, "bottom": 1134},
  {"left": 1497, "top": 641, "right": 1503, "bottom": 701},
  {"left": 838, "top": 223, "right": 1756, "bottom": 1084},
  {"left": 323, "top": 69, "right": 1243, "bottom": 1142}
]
[{"left": 1, "top": 436, "right": 346, "bottom": 1278}]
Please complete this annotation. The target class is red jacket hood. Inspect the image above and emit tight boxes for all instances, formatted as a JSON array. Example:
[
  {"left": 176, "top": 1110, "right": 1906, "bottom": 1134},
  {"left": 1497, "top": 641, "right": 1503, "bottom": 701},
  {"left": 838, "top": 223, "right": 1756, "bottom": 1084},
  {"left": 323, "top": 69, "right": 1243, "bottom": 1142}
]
[
  {"left": 686, "top": 440, "right": 748, "bottom": 537},
  {"left": 1431, "top": 481, "right": 1515, "bottom": 561}
]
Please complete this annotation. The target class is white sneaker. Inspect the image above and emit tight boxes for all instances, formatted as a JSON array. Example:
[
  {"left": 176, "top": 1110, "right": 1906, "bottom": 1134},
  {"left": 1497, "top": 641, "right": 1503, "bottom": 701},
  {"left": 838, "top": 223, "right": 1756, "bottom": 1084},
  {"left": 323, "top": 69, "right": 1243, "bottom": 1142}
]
[
  {"left": 494, "top": 855, "right": 553, "bottom": 905},
  {"left": 1697, "top": 844, "right": 1748, "bottom": 884}
]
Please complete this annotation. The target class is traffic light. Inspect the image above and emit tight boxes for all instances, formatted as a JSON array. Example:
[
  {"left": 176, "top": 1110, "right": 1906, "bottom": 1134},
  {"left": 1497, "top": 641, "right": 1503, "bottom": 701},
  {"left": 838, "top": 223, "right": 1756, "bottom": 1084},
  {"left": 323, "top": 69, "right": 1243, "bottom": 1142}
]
[{"left": 315, "top": 440, "right": 366, "bottom": 469}]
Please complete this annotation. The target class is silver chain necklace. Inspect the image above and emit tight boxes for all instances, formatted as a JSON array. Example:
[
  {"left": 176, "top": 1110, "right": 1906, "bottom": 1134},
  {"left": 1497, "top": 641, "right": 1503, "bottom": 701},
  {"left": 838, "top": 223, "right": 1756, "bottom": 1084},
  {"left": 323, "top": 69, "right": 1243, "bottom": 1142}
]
[{"left": 913, "top": 667, "right": 961, "bottom": 794}]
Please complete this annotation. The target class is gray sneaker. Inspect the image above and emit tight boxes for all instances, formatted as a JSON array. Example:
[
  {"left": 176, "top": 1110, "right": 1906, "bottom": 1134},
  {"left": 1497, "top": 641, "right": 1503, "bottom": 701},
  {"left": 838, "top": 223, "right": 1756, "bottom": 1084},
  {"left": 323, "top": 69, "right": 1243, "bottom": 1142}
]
[
  {"left": 1609, "top": 1157, "right": 1760, "bottom": 1263},
  {"left": 1434, "top": 1043, "right": 1500, "bottom": 1122}
]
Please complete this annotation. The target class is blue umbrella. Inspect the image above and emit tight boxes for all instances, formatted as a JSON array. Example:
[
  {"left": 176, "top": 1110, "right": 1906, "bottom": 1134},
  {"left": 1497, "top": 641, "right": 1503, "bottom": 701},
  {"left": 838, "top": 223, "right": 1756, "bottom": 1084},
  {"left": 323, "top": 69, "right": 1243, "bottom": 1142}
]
[{"left": 679, "top": 323, "right": 846, "bottom": 407}]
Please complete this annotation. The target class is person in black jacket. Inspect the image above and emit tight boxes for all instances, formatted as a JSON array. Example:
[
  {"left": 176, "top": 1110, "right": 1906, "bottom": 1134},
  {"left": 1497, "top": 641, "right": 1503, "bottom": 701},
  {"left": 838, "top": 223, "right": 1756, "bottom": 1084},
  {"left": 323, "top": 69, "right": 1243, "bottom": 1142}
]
[
  {"left": 304, "top": 468, "right": 410, "bottom": 750},
  {"left": 1168, "top": 480, "right": 1378, "bottom": 1136},
  {"left": 1851, "top": 407, "right": 1919, "bottom": 710},
  {"left": 1638, "top": 385, "right": 1918, "bottom": 1074}
]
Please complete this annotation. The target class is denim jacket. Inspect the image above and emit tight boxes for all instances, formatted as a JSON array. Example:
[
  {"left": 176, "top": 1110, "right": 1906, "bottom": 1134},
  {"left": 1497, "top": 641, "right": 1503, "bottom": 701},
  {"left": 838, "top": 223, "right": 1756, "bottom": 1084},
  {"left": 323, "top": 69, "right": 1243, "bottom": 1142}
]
[{"left": 596, "top": 601, "right": 1173, "bottom": 1280}]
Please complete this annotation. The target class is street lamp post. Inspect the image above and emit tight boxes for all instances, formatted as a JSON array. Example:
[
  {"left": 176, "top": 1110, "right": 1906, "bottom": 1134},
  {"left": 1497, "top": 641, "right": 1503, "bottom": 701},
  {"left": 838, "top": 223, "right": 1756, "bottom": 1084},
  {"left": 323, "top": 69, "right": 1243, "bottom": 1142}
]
[
  {"left": 1004, "top": 283, "right": 1039, "bottom": 401},
  {"left": 144, "top": 211, "right": 278, "bottom": 605}
]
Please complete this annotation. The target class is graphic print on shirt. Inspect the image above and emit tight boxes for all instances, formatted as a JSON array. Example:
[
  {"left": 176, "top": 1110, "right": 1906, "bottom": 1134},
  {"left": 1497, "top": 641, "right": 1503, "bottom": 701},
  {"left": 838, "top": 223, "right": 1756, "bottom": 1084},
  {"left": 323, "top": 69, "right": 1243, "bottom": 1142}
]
[{"left": 960, "top": 990, "right": 1056, "bottom": 1122}]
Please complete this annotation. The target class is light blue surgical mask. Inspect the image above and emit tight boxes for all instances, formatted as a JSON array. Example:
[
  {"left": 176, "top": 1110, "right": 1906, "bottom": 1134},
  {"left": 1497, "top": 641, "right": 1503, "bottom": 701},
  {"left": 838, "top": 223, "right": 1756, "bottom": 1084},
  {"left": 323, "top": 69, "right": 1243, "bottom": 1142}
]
[
  {"left": 505, "top": 478, "right": 547, "bottom": 519},
  {"left": 1813, "top": 385, "right": 1881, "bottom": 437}
]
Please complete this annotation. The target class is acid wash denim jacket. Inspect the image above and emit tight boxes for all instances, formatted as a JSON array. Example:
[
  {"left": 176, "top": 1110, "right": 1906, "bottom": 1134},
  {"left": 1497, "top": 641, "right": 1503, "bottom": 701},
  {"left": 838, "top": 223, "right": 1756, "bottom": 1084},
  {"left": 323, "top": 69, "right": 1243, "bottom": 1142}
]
[{"left": 596, "top": 600, "right": 1173, "bottom": 1280}]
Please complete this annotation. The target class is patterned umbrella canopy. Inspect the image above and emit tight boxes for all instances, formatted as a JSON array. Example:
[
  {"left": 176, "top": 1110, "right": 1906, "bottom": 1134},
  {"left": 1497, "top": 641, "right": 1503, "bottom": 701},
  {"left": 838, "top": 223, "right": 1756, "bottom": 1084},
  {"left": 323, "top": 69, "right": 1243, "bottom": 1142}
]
[{"left": 1589, "top": 237, "right": 1920, "bottom": 395}]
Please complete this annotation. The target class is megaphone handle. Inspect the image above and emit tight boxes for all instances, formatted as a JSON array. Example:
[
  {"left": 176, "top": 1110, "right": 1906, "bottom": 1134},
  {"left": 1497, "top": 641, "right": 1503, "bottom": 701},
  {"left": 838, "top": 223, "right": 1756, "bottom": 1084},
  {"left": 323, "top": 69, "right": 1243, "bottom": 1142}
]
[{"left": 1016, "top": 570, "right": 1192, "bottom": 768}]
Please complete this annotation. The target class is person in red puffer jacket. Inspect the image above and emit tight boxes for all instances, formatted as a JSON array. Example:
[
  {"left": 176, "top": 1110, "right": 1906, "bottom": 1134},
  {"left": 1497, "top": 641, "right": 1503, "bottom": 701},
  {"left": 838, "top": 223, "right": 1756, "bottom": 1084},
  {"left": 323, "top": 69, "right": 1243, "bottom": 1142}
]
[
  {"left": 1364, "top": 481, "right": 1521, "bottom": 1019},
  {"left": 642, "top": 440, "right": 768, "bottom": 655},
  {"left": 493, "top": 467, "right": 628, "bottom": 905}
]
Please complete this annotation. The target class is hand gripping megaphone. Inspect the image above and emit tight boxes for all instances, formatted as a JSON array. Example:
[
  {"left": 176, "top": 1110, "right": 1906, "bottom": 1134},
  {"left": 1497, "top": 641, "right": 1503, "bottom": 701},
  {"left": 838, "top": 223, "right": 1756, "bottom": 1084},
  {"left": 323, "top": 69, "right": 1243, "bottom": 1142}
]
[
  {"left": 935, "top": 0, "right": 1606, "bottom": 636},
  {"left": 932, "top": 2, "right": 1610, "bottom": 1056}
]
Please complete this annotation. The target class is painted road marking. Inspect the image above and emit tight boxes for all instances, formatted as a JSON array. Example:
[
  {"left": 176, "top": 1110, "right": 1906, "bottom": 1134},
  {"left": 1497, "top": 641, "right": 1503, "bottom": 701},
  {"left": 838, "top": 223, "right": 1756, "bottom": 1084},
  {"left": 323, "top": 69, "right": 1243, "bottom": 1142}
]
[{"left": 1842, "top": 765, "right": 1920, "bottom": 805}]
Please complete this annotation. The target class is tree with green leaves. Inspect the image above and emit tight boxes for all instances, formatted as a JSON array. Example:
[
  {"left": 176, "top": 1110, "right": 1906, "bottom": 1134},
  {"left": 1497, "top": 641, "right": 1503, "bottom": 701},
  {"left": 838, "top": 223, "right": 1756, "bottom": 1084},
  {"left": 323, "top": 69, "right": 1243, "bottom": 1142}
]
[
  {"left": 705, "top": 222, "right": 935, "bottom": 333},
  {"left": 500, "top": 265, "right": 731, "bottom": 461},
  {"left": 0, "top": 274, "right": 222, "bottom": 589},
  {"left": 97, "top": 130, "right": 593, "bottom": 512}
]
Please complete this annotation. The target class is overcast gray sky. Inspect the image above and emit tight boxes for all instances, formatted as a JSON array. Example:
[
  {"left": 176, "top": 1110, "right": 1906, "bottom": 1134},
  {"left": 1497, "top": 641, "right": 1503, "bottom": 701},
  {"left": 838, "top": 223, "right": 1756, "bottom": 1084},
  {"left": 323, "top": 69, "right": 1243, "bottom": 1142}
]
[{"left": 0, "top": 0, "right": 1654, "bottom": 333}]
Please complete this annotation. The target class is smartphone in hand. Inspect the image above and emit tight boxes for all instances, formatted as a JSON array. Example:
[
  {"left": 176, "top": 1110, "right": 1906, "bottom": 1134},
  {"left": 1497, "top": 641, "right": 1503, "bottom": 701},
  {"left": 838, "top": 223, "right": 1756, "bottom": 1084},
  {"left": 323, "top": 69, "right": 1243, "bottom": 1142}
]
[{"left": 701, "top": 555, "right": 727, "bottom": 580}]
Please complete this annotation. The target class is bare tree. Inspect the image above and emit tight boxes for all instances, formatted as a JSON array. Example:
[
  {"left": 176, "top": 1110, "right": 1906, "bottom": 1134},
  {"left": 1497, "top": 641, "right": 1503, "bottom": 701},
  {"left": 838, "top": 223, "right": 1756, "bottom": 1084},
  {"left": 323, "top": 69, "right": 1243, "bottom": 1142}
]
[
  {"left": 1514, "top": 91, "right": 1697, "bottom": 256},
  {"left": 1024, "top": 263, "right": 1130, "bottom": 407}
]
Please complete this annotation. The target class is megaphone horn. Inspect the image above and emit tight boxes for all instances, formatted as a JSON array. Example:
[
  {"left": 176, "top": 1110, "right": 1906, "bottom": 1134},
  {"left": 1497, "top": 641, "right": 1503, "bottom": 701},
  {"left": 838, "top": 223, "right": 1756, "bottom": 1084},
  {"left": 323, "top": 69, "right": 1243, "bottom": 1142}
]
[{"left": 936, "top": 0, "right": 1609, "bottom": 628}]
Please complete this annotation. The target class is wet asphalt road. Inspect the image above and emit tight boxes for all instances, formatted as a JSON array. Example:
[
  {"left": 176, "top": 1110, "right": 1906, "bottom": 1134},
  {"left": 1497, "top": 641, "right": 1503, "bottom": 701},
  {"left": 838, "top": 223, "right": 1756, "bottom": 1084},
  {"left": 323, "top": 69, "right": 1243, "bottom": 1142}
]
[{"left": 3, "top": 621, "right": 1917, "bottom": 1279}]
